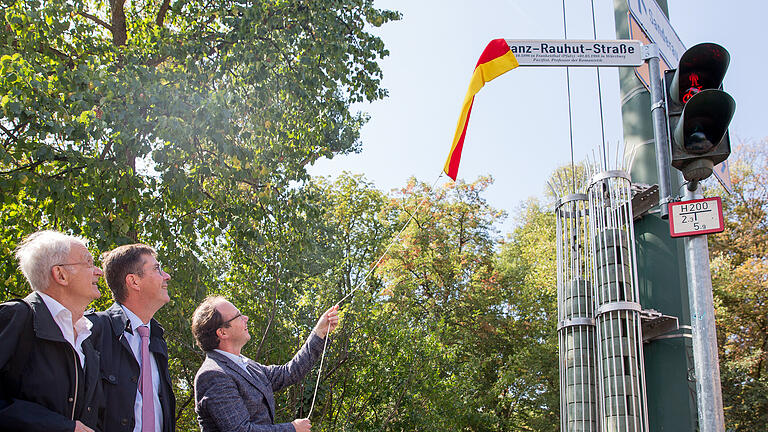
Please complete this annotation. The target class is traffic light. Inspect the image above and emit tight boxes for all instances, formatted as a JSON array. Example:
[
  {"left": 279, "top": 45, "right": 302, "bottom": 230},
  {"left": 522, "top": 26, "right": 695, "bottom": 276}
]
[{"left": 665, "top": 43, "right": 735, "bottom": 182}]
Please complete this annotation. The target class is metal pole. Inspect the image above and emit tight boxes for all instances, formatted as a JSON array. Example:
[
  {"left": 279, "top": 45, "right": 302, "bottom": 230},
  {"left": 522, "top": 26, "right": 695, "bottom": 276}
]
[
  {"left": 644, "top": 44, "right": 672, "bottom": 219},
  {"left": 683, "top": 182, "right": 725, "bottom": 432}
]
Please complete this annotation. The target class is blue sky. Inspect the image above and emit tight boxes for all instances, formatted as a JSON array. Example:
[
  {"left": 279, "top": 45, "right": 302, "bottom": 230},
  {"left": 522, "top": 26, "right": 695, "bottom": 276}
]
[{"left": 308, "top": 0, "right": 766, "bottom": 234}]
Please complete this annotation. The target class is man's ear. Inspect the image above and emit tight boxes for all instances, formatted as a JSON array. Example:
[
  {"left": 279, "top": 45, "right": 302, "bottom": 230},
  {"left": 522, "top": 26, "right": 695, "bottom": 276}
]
[
  {"left": 50, "top": 265, "right": 68, "bottom": 286},
  {"left": 125, "top": 273, "right": 139, "bottom": 292},
  {"left": 217, "top": 326, "right": 228, "bottom": 341}
]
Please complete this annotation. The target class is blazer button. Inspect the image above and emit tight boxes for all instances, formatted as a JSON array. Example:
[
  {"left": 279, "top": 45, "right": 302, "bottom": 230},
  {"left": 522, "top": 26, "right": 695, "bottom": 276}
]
[
  {"left": 109, "top": 374, "right": 117, "bottom": 382},
  {"left": 87, "top": 406, "right": 92, "bottom": 412},
  {"left": 121, "top": 418, "right": 129, "bottom": 426},
  {"left": 131, "top": 375, "right": 138, "bottom": 383},
  {"left": 68, "top": 397, "right": 74, "bottom": 403}
]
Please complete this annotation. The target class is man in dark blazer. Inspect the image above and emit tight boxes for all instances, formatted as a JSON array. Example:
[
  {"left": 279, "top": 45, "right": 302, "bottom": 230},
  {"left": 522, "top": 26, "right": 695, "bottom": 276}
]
[
  {"left": 0, "top": 230, "right": 104, "bottom": 432},
  {"left": 191, "top": 296, "right": 339, "bottom": 432},
  {"left": 87, "top": 244, "right": 175, "bottom": 432}
]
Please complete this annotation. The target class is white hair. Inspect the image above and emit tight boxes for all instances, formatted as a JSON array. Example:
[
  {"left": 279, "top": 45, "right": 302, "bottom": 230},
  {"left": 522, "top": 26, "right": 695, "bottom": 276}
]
[{"left": 14, "top": 230, "right": 88, "bottom": 292}]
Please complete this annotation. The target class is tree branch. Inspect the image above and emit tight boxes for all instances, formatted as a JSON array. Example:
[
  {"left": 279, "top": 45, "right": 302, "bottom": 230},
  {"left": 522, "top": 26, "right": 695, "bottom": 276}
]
[
  {"left": 78, "top": 11, "right": 113, "bottom": 32},
  {"left": 0, "top": 122, "right": 19, "bottom": 142},
  {"left": 110, "top": 0, "right": 128, "bottom": 46},
  {"left": 156, "top": 0, "right": 171, "bottom": 27}
]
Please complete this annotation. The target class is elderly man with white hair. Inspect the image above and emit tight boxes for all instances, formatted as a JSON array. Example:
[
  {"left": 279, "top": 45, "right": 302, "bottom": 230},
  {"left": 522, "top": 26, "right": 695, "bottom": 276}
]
[{"left": 0, "top": 230, "right": 104, "bottom": 432}]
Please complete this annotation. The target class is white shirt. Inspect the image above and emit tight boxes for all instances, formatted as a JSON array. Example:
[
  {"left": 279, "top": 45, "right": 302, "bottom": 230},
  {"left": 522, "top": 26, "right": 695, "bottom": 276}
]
[
  {"left": 213, "top": 349, "right": 252, "bottom": 374},
  {"left": 38, "top": 291, "right": 92, "bottom": 369},
  {"left": 120, "top": 305, "right": 163, "bottom": 432}
]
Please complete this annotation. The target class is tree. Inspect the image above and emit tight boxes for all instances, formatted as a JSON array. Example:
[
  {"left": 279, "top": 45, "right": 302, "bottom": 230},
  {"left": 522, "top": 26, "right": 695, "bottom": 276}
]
[
  {"left": 494, "top": 199, "right": 559, "bottom": 431},
  {"left": 707, "top": 139, "right": 768, "bottom": 431},
  {"left": 1, "top": 0, "right": 399, "bottom": 427}
]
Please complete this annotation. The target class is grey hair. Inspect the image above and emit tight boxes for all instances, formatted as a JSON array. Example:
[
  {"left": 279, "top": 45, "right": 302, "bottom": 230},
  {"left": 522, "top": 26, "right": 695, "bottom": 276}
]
[{"left": 14, "top": 230, "right": 88, "bottom": 292}]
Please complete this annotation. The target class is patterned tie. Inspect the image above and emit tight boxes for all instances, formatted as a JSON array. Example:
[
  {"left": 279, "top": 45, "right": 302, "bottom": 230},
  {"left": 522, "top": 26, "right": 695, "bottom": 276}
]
[{"left": 136, "top": 325, "right": 156, "bottom": 432}]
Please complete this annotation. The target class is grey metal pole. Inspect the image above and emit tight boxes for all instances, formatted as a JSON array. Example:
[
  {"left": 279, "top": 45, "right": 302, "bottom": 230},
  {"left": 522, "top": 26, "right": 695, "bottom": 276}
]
[
  {"left": 683, "top": 182, "right": 725, "bottom": 432},
  {"left": 644, "top": 44, "right": 672, "bottom": 219}
]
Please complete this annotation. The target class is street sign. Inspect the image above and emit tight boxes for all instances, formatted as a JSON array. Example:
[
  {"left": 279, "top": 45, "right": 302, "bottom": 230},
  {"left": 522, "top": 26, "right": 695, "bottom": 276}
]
[
  {"left": 626, "top": 0, "right": 685, "bottom": 66},
  {"left": 628, "top": 13, "right": 670, "bottom": 91},
  {"left": 505, "top": 39, "right": 643, "bottom": 67},
  {"left": 713, "top": 161, "right": 733, "bottom": 194},
  {"left": 669, "top": 197, "right": 725, "bottom": 237}
]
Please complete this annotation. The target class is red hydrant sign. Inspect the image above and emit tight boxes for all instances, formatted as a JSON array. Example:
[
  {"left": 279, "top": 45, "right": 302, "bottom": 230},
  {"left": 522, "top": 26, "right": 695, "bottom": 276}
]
[{"left": 669, "top": 197, "right": 725, "bottom": 238}]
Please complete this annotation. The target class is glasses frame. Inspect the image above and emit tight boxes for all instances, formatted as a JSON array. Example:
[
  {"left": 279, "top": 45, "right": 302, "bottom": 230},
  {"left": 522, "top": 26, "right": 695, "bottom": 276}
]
[
  {"left": 220, "top": 312, "right": 243, "bottom": 328},
  {"left": 51, "top": 261, "right": 95, "bottom": 269},
  {"left": 129, "top": 262, "right": 165, "bottom": 277}
]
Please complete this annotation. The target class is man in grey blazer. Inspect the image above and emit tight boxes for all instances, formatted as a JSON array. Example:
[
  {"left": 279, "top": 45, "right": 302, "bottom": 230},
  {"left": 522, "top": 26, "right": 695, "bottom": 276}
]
[{"left": 191, "top": 296, "right": 339, "bottom": 432}]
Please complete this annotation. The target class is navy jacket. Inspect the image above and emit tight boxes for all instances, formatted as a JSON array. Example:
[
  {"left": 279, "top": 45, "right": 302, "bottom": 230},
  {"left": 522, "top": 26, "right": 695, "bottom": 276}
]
[
  {"left": 0, "top": 292, "right": 103, "bottom": 431},
  {"left": 87, "top": 303, "right": 176, "bottom": 432}
]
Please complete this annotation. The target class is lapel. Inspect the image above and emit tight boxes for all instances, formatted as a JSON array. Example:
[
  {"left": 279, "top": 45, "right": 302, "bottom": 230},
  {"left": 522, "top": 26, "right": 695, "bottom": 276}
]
[
  {"left": 82, "top": 338, "right": 101, "bottom": 404},
  {"left": 148, "top": 319, "right": 168, "bottom": 361},
  {"left": 25, "top": 292, "right": 67, "bottom": 343},
  {"left": 27, "top": 293, "right": 100, "bottom": 405},
  {"left": 208, "top": 351, "right": 275, "bottom": 421},
  {"left": 106, "top": 303, "right": 135, "bottom": 360},
  {"left": 246, "top": 359, "right": 277, "bottom": 422}
]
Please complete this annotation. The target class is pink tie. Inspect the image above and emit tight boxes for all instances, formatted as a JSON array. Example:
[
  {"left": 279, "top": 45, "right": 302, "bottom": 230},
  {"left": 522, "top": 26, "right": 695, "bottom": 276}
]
[{"left": 137, "top": 325, "right": 156, "bottom": 432}]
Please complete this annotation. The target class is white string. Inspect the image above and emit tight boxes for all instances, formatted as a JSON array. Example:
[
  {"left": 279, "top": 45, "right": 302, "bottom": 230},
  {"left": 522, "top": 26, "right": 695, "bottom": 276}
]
[{"left": 306, "top": 170, "right": 445, "bottom": 418}]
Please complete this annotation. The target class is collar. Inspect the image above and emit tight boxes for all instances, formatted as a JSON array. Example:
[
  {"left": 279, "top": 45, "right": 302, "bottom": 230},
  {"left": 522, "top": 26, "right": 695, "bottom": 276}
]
[
  {"left": 23, "top": 292, "right": 68, "bottom": 343},
  {"left": 212, "top": 349, "right": 250, "bottom": 369},
  {"left": 36, "top": 292, "right": 93, "bottom": 333},
  {"left": 119, "top": 303, "right": 149, "bottom": 336},
  {"left": 104, "top": 302, "right": 165, "bottom": 339},
  {"left": 25, "top": 291, "right": 93, "bottom": 341},
  {"left": 37, "top": 291, "right": 69, "bottom": 320}
]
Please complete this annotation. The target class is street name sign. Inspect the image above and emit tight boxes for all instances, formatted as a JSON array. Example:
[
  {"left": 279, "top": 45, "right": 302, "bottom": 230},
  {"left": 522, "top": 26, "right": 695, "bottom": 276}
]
[
  {"left": 626, "top": 0, "right": 685, "bottom": 66},
  {"left": 669, "top": 197, "right": 725, "bottom": 238},
  {"left": 505, "top": 39, "right": 643, "bottom": 67}
]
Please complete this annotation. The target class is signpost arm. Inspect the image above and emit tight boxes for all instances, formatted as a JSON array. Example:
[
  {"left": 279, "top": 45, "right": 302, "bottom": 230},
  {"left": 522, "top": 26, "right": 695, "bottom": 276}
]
[
  {"left": 682, "top": 182, "right": 726, "bottom": 432},
  {"left": 643, "top": 44, "right": 672, "bottom": 218}
]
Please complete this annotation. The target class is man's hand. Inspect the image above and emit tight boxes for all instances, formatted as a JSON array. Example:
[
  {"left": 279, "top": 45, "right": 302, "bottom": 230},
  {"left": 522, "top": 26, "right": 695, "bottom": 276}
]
[
  {"left": 292, "top": 418, "right": 311, "bottom": 432},
  {"left": 314, "top": 305, "right": 339, "bottom": 339},
  {"left": 73, "top": 421, "right": 95, "bottom": 432}
]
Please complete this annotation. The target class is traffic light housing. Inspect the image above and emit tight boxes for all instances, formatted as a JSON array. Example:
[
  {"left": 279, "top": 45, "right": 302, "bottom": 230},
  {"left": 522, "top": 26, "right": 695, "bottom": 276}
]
[{"left": 665, "top": 43, "right": 735, "bottom": 182}]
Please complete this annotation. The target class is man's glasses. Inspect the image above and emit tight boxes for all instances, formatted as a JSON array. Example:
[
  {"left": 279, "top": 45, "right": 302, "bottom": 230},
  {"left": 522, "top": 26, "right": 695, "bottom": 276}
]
[
  {"left": 52, "top": 261, "right": 95, "bottom": 269},
  {"left": 220, "top": 312, "right": 243, "bottom": 328},
  {"left": 130, "top": 262, "right": 165, "bottom": 277}
]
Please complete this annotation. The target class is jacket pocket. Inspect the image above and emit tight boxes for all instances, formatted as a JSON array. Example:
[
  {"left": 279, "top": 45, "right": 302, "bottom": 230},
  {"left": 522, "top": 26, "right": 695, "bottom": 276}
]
[{"left": 101, "top": 371, "right": 119, "bottom": 386}]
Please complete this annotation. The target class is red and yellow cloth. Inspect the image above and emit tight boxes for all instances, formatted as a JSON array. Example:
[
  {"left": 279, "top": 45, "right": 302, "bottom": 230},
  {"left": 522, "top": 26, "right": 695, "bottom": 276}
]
[{"left": 444, "top": 39, "right": 519, "bottom": 180}]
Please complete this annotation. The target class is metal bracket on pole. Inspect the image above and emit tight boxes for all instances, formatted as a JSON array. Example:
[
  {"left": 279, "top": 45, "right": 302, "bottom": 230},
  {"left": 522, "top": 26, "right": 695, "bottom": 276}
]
[
  {"left": 641, "top": 44, "right": 660, "bottom": 60},
  {"left": 644, "top": 44, "right": 673, "bottom": 219},
  {"left": 640, "top": 308, "right": 680, "bottom": 342}
]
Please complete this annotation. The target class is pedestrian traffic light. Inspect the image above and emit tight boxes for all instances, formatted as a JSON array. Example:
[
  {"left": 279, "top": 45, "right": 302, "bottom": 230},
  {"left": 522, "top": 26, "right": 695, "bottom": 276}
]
[{"left": 665, "top": 43, "right": 735, "bottom": 182}]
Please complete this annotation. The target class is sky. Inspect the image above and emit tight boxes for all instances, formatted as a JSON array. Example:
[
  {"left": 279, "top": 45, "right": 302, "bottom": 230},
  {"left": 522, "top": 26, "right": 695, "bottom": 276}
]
[{"left": 308, "top": 0, "right": 766, "bottom": 234}]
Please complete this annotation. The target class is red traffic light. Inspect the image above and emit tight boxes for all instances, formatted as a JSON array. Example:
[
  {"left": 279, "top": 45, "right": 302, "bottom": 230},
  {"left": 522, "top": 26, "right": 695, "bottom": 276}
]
[{"left": 671, "top": 43, "right": 730, "bottom": 106}]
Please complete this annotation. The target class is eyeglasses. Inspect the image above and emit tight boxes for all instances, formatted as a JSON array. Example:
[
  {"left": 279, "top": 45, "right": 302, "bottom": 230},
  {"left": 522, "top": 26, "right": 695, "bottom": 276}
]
[
  {"left": 130, "top": 262, "right": 165, "bottom": 277},
  {"left": 149, "top": 263, "right": 164, "bottom": 276},
  {"left": 220, "top": 312, "right": 243, "bottom": 328},
  {"left": 52, "top": 261, "right": 95, "bottom": 269}
]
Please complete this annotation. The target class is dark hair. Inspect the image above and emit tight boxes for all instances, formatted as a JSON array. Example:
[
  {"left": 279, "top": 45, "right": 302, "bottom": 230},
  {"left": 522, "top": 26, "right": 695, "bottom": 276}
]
[
  {"left": 191, "top": 296, "right": 226, "bottom": 352},
  {"left": 102, "top": 244, "right": 156, "bottom": 303}
]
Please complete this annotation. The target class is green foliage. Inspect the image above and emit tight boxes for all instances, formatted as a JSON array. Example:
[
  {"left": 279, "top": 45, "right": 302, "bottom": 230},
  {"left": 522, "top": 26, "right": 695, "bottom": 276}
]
[
  {"left": 495, "top": 199, "right": 559, "bottom": 431},
  {"left": 302, "top": 176, "right": 560, "bottom": 431},
  {"left": 707, "top": 139, "right": 768, "bottom": 431},
  {"left": 1, "top": 0, "right": 398, "bottom": 428}
]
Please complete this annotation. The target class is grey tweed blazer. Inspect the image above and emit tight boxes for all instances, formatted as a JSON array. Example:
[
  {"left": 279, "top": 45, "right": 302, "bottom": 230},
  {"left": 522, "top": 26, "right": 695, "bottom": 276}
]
[{"left": 194, "top": 333, "right": 325, "bottom": 432}]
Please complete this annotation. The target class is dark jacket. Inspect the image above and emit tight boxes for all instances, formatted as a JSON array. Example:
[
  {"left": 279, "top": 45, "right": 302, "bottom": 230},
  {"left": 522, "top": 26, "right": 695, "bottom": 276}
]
[
  {"left": 87, "top": 303, "right": 176, "bottom": 432},
  {"left": 0, "top": 292, "right": 103, "bottom": 432}
]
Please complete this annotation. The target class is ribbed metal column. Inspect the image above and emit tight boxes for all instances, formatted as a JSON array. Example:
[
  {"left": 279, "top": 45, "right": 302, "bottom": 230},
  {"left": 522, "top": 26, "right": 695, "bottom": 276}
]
[
  {"left": 557, "top": 194, "right": 598, "bottom": 432},
  {"left": 588, "top": 171, "right": 649, "bottom": 432}
]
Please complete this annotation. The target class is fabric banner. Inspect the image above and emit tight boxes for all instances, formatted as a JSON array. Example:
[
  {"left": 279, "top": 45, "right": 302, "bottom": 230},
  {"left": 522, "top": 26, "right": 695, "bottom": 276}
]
[{"left": 443, "top": 39, "right": 519, "bottom": 180}]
